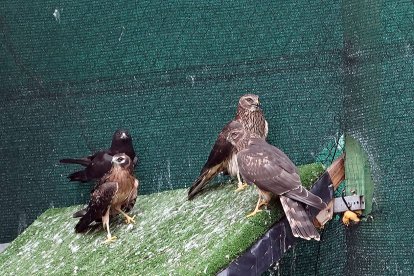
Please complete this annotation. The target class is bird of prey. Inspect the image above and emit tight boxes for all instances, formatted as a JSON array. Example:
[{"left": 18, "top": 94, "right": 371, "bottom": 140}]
[
  {"left": 188, "top": 94, "right": 268, "bottom": 200},
  {"left": 60, "top": 129, "right": 137, "bottom": 183},
  {"left": 226, "top": 121, "right": 327, "bottom": 241},
  {"left": 75, "top": 153, "right": 139, "bottom": 243}
]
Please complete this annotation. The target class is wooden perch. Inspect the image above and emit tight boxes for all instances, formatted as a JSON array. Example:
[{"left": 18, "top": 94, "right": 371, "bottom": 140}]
[{"left": 327, "top": 153, "right": 345, "bottom": 189}]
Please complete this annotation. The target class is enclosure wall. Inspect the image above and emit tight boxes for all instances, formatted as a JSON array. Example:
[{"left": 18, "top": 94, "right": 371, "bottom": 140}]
[
  {"left": 0, "top": 1, "right": 345, "bottom": 243},
  {"left": 276, "top": 1, "right": 414, "bottom": 275}
]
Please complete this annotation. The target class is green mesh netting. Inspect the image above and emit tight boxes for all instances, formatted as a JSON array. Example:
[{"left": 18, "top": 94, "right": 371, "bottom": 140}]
[
  {"left": 1, "top": 0, "right": 413, "bottom": 275},
  {"left": 273, "top": 1, "right": 414, "bottom": 275}
]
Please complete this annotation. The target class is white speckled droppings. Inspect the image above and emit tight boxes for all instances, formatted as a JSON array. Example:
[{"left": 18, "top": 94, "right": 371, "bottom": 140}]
[{"left": 0, "top": 182, "right": 281, "bottom": 275}]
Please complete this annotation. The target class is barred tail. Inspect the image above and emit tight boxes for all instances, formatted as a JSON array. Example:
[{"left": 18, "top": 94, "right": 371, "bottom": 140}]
[{"left": 280, "top": 196, "right": 320, "bottom": 241}]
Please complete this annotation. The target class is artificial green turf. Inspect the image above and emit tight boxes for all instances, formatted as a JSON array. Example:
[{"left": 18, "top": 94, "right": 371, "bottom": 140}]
[{"left": 0, "top": 163, "right": 324, "bottom": 275}]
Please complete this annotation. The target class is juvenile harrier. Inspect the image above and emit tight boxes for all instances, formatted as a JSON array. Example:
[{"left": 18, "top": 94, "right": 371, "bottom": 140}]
[
  {"left": 188, "top": 94, "right": 268, "bottom": 200},
  {"left": 226, "top": 122, "right": 327, "bottom": 240},
  {"left": 75, "top": 153, "right": 139, "bottom": 243}
]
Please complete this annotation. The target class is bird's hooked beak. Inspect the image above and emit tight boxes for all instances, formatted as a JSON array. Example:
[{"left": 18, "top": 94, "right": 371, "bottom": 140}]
[
  {"left": 254, "top": 99, "right": 262, "bottom": 109},
  {"left": 120, "top": 132, "right": 128, "bottom": 139}
]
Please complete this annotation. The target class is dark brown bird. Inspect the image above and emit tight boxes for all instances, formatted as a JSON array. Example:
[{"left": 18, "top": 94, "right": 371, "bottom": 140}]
[
  {"left": 75, "top": 153, "right": 139, "bottom": 243},
  {"left": 226, "top": 121, "right": 327, "bottom": 241},
  {"left": 60, "top": 129, "right": 137, "bottom": 183},
  {"left": 187, "top": 94, "right": 268, "bottom": 200}
]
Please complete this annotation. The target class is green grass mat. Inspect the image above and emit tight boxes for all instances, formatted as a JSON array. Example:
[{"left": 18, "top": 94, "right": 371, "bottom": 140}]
[{"left": 0, "top": 163, "right": 324, "bottom": 275}]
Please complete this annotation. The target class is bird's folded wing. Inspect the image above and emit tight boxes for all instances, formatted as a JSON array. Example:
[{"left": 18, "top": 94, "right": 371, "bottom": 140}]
[
  {"left": 75, "top": 181, "right": 118, "bottom": 233},
  {"left": 187, "top": 121, "right": 235, "bottom": 199},
  {"left": 237, "top": 144, "right": 301, "bottom": 195},
  {"left": 199, "top": 121, "right": 235, "bottom": 175}
]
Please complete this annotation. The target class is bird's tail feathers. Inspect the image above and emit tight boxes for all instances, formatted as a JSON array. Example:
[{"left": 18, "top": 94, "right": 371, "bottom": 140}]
[
  {"left": 280, "top": 196, "right": 320, "bottom": 241},
  {"left": 188, "top": 175, "right": 209, "bottom": 200},
  {"left": 60, "top": 158, "right": 91, "bottom": 167},
  {"left": 285, "top": 186, "right": 327, "bottom": 210},
  {"left": 75, "top": 210, "right": 95, "bottom": 233},
  {"left": 187, "top": 165, "right": 220, "bottom": 200},
  {"left": 73, "top": 208, "right": 87, "bottom": 218}
]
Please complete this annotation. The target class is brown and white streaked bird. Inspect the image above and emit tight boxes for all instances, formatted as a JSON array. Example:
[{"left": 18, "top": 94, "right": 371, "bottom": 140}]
[
  {"left": 187, "top": 94, "right": 268, "bottom": 200},
  {"left": 226, "top": 121, "right": 327, "bottom": 241},
  {"left": 74, "top": 153, "right": 139, "bottom": 243}
]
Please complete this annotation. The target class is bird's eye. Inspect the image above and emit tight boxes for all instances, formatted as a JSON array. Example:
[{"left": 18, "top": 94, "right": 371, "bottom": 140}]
[
  {"left": 246, "top": 98, "right": 253, "bottom": 103},
  {"left": 117, "top": 157, "right": 124, "bottom": 162}
]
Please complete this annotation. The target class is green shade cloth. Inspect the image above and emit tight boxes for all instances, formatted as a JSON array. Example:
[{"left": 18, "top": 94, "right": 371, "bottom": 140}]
[
  {"left": 0, "top": 1, "right": 343, "bottom": 242},
  {"left": 1, "top": 0, "right": 413, "bottom": 275},
  {"left": 275, "top": 1, "right": 414, "bottom": 275}
]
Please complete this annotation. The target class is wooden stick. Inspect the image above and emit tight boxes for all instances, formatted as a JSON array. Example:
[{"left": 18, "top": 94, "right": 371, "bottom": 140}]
[{"left": 327, "top": 153, "right": 345, "bottom": 190}]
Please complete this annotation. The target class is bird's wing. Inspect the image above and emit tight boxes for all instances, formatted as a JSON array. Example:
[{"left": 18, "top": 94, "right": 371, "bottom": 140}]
[
  {"left": 75, "top": 181, "right": 118, "bottom": 233},
  {"left": 200, "top": 122, "right": 235, "bottom": 173},
  {"left": 237, "top": 139, "right": 298, "bottom": 193},
  {"left": 60, "top": 150, "right": 112, "bottom": 182},
  {"left": 59, "top": 156, "right": 93, "bottom": 166},
  {"left": 85, "top": 152, "right": 113, "bottom": 179},
  {"left": 60, "top": 149, "right": 108, "bottom": 165},
  {"left": 280, "top": 196, "right": 320, "bottom": 240},
  {"left": 238, "top": 139, "right": 326, "bottom": 210},
  {"left": 188, "top": 121, "right": 235, "bottom": 200}
]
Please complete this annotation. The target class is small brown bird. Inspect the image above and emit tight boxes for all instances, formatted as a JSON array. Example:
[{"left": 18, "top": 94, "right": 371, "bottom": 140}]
[
  {"left": 226, "top": 121, "right": 327, "bottom": 241},
  {"left": 188, "top": 94, "right": 268, "bottom": 200},
  {"left": 74, "top": 153, "right": 139, "bottom": 243}
]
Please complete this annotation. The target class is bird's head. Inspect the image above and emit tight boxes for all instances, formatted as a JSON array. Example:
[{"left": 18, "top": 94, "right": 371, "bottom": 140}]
[
  {"left": 113, "top": 129, "right": 131, "bottom": 141},
  {"left": 238, "top": 94, "right": 261, "bottom": 112},
  {"left": 226, "top": 121, "right": 246, "bottom": 146},
  {"left": 111, "top": 153, "right": 131, "bottom": 168}
]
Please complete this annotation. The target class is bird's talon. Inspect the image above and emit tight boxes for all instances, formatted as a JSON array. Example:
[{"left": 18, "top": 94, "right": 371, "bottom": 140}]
[
  {"left": 235, "top": 183, "right": 248, "bottom": 192},
  {"left": 124, "top": 215, "right": 136, "bottom": 224},
  {"left": 103, "top": 235, "right": 117, "bottom": 244},
  {"left": 246, "top": 209, "right": 262, "bottom": 218}
]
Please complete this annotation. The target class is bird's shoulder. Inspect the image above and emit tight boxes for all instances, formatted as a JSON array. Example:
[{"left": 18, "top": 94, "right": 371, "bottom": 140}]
[
  {"left": 238, "top": 139, "right": 297, "bottom": 174},
  {"left": 89, "top": 150, "right": 112, "bottom": 163}
]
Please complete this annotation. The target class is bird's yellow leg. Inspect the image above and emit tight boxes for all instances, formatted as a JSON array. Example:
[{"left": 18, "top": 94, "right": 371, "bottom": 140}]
[
  {"left": 117, "top": 209, "right": 136, "bottom": 224},
  {"left": 257, "top": 200, "right": 269, "bottom": 209},
  {"left": 102, "top": 208, "right": 117, "bottom": 244},
  {"left": 235, "top": 172, "right": 248, "bottom": 192},
  {"left": 257, "top": 189, "right": 270, "bottom": 209},
  {"left": 246, "top": 194, "right": 264, "bottom": 217},
  {"left": 246, "top": 188, "right": 270, "bottom": 217}
]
